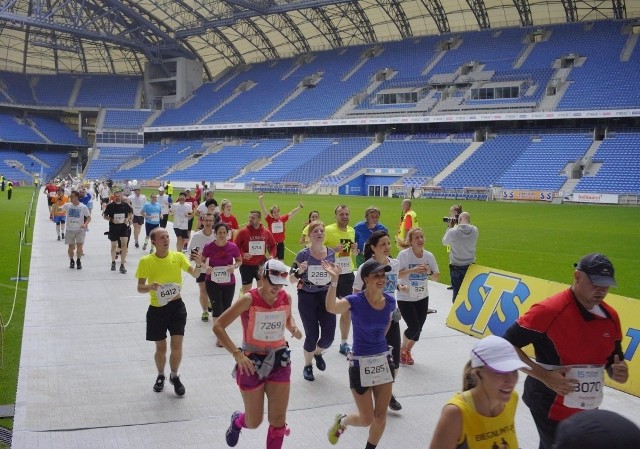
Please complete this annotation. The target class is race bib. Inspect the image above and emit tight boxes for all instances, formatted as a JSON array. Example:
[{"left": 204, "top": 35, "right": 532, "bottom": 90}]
[
  {"left": 248, "top": 240, "right": 265, "bottom": 256},
  {"left": 252, "top": 310, "right": 287, "bottom": 341},
  {"left": 211, "top": 266, "right": 231, "bottom": 283},
  {"left": 174, "top": 215, "right": 188, "bottom": 229},
  {"left": 156, "top": 283, "right": 181, "bottom": 306},
  {"left": 359, "top": 354, "right": 393, "bottom": 387},
  {"left": 271, "top": 221, "right": 284, "bottom": 234},
  {"left": 409, "top": 279, "right": 427, "bottom": 299},
  {"left": 113, "top": 213, "right": 125, "bottom": 224},
  {"left": 335, "top": 256, "right": 351, "bottom": 274},
  {"left": 563, "top": 365, "right": 605, "bottom": 410},
  {"left": 148, "top": 213, "right": 160, "bottom": 222},
  {"left": 307, "top": 265, "right": 330, "bottom": 285}
]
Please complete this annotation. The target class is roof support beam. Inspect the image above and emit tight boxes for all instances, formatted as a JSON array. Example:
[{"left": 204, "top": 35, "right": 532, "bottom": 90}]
[
  {"left": 560, "top": 0, "right": 578, "bottom": 22},
  {"left": 223, "top": 0, "right": 269, "bottom": 14},
  {"left": 612, "top": 0, "right": 626, "bottom": 19},
  {"left": 334, "top": 1, "right": 376, "bottom": 44},
  {"left": 466, "top": 0, "right": 490, "bottom": 29},
  {"left": 419, "top": 0, "right": 450, "bottom": 34},
  {"left": 296, "top": 8, "right": 343, "bottom": 48},
  {"left": 512, "top": 0, "right": 533, "bottom": 27},
  {"left": 233, "top": 19, "right": 279, "bottom": 61},
  {"left": 175, "top": 0, "right": 353, "bottom": 37},
  {"left": 259, "top": 14, "right": 311, "bottom": 54},
  {"left": 375, "top": 0, "right": 412, "bottom": 39}
]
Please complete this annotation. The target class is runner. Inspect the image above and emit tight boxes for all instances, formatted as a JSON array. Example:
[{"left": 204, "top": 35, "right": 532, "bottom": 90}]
[
  {"left": 188, "top": 213, "right": 218, "bottom": 321},
  {"left": 323, "top": 205, "right": 357, "bottom": 356},
  {"left": 128, "top": 187, "right": 147, "bottom": 248},
  {"left": 62, "top": 190, "right": 91, "bottom": 269},
  {"left": 213, "top": 260, "right": 303, "bottom": 449},
  {"left": 103, "top": 189, "right": 133, "bottom": 273},
  {"left": 235, "top": 210, "right": 277, "bottom": 293},
  {"left": 323, "top": 259, "right": 396, "bottom": 448},
  {"left": 142, "top": 193, "right": 162, "bottom": 252},
  {"left": 50, "top": 187, "right": 69, "bottom": 241},
  {"left": 258, "top": 193, "right": 303, "bottom": 260},
  {"left": 169, "top": 192, "right": 193, "bottom": 252},
  {"left": 353, "top": 230, "right": 404, "bottom": 411},
  {"left": 136, "top": 227, "right": 205, "bottom": 397},
  {"left": 299, "top": 210, "right": 320, "bottom": 246},
  {"left": 202, "top": 221, "right": 242, "bottom": 344},
  {"left": 289, "top": 220, "right": 336, "bottom": 381},
  {"left": 396, "top": 227, "right": 440, "bottom": 365}
]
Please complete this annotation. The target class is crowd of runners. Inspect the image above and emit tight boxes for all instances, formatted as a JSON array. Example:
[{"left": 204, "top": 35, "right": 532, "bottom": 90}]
[{"left": 43, "top": 178, "right": 637, "bottom": 449}]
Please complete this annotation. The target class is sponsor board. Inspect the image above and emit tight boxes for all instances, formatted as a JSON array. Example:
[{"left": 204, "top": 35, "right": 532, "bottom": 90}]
[
  {"left": 447, "top": 264, "right": 640, "bottom": 397},
  {"left": 572, "top": 192, "right": 619, "bottom": 204},
  {"left": 500, "top": 189, "right": 554, "bottom": 201}
]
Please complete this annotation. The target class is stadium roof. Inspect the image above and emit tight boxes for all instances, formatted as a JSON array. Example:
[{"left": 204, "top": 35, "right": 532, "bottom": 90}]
[{"left": 1, "top": 0, "right": 638, "bottom": 79}]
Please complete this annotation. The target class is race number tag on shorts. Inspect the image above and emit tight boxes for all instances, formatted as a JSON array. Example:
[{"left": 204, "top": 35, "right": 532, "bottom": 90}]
[
  {"left": 409, "top": 279, "right": 427, "bottom": 299},
  {"left": 157, "top": 283, "right": 181, "bottom": 306},
  {"left": 252, "top": 310, "right": 287, "bottom": 341},
  {"left": 271, "top": 222, "right": 284, "bottom": 233},
  {"left": 113, "top": 213, "right": 125, "bottom": 224},
  {"left": 211, "top": 266, "right": 231, "bottom": 283},
  {"left": 148, "top": 213, "right": 160, "bottom": 222},
  {"left": 307, "top": 265, "right": 330, "bottom": 285},
  {"left": 359, "top": 354, "right": 393, "bottom": 387},
  {"left": 335, "top": 256, "right": 351, "bottom": 274},
  {"left": 248, "top": 240, "right": 265, "bottom": 256},
  {"left": 563, "top": 365, "right": 605, "bottom": 410}
]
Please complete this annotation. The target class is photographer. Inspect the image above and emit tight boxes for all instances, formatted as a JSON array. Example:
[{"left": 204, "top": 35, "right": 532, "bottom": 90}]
[{"left": 442, "top": 211, "right": 478, "bottom": 302}]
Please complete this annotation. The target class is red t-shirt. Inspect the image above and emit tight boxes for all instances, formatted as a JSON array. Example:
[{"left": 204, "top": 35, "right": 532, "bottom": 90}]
[
  {"left": 265, "top": 214, "right": 290, "bottom": 243},
  {"left": 235, "top": 224, "right": 277, "bottom": 266},
  {"left": 221, "top": 213, "right": 239, "bottom": 231}
]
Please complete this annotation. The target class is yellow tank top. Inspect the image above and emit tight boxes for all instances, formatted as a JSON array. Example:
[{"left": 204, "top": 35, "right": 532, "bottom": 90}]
[{"left": 446, "top": 390, "right": 519, "bottom": 449}]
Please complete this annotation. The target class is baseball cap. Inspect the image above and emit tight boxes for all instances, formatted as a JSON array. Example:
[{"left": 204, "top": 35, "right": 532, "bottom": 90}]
[
  {"left": 360, "top": 259, "right": 391, "bottom": 281},
  {"left": 552, "top": 409, "right": 640, "bottom": 449},
  {"left": 263, "top": 259, "right": 290, "bottom": 286},
  {"left": 574, "top": 253, "right": 617, "bottom": 287},
  {"left": 158, "top": 187, "right": 164, "bottom": 192},
  {"left": 470, "top": 335, "right": 530, "bottom": 373}
]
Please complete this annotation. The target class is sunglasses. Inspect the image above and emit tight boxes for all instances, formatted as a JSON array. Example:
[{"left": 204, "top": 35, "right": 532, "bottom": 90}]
[{"left": 268, "top": 269, "right": 288, "bottom": 278}]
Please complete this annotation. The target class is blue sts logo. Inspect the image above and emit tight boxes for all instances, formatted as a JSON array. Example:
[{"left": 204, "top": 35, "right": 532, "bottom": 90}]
[{"left": 455, "top": 272, "right": 531, "bottom": 337}]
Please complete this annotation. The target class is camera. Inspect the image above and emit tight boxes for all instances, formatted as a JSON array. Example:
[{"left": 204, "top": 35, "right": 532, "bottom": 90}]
[{"left": 443, "top": 215, "right": 458, "bottom": 224}]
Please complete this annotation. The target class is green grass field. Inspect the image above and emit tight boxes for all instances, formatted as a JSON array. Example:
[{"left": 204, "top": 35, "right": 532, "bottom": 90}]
[
  {"left": 0, "top": 186, "right": 639, "bottom": 435},
  {"left": 0, "top": 186, "right": 35, "bottom": 433}
]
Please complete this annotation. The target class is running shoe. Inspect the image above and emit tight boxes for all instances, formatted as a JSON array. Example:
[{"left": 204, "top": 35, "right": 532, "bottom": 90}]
[
  {"left": 111, "top": 261, "right": 116, "bottom": 271},
  {"left": 314, "top": 354, "right": 327, "bottom": 371},
  {"left": 119, "top": 264, "right": 127, "bottom": 274},
  {"left": 389, "top": 395, "right": 403, "bottom": 411},
  {"left": 153, "top": 374, "right": 165, "bottom": 392},
  {"left": 303, "top": 364, "right": 314, "bottom": 381},
  {"left": 61, "top": 232, "right": 65, "bottom": 239},
  {"left": 338, "top": 342, "right": 351, "bottom": 355},
  {"left": 57, "top": 235, "right": 61, "bottom": 241},
  {"left": 135, "top": 241, "right": 140, "bottom": 248},
  {"left": 142, "top": 243, "right": 147, "bottom": 250},
  {"left": 76, "top": 259, "right": 82, "bottom": 270},
  {"left": 69, "top": 259, "right": 75, "bottom": 269},
  {"left": 400, "top": 347, "right": 414, "bottom": 366},
  {"left": 201, "top": 311, "right": 209, "bottom": 322},
  {"left": 328, "top": 413, "right": 347, "bottom": 445},
  {"left": 226, "top": 411, "right": 242, "bottom": 447},
  {"left": 169, "top": 374, "right": 185, "bottom": 396}
]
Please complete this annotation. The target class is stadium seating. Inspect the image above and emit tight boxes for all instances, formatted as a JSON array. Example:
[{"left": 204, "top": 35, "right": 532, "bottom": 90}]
[
  {"left": 574, "top": 133, "right": 640, "bottom": 194},
  {"left": 103, "top": 110, "right": 154, "bottom": 129}
]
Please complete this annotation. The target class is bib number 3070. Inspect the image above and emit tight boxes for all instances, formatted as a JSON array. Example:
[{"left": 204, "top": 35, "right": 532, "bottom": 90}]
[
  {"left": 359, "top": 354, "right": 393, "bottom": 387},
  {"left": 563, "top": 365, "right": 604, "bottom": 410}
]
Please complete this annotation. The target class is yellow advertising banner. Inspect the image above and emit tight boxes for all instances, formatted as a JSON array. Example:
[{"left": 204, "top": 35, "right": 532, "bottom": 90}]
[{"left": 446, "top": 264, "right": 640, "bottom": 397}]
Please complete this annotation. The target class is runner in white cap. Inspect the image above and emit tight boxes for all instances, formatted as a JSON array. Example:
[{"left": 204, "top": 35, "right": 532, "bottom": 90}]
[{"left": 429, "top": 335, "right": 530, "bottom": 449}]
